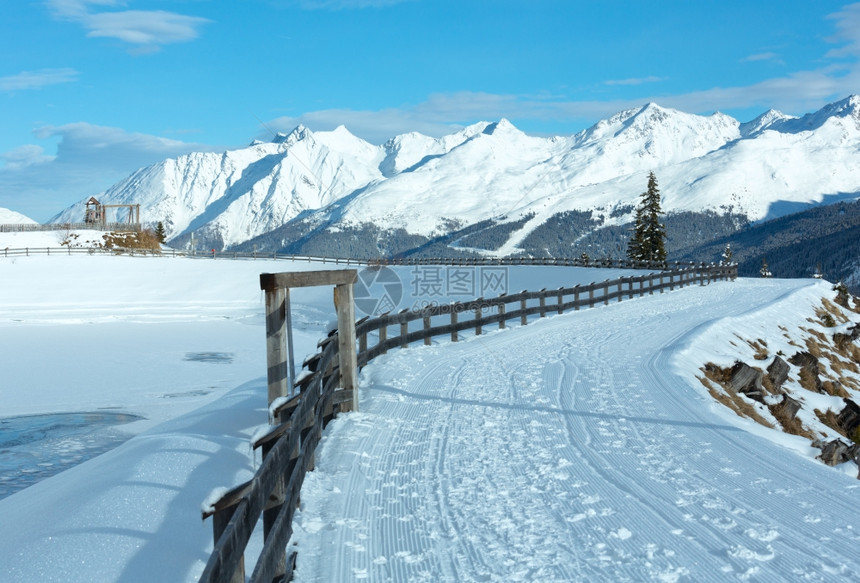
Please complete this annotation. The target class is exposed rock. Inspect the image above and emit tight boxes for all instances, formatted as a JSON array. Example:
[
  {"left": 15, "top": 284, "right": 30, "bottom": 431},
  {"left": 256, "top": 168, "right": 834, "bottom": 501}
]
[
  {"left": 772, "top": 393, "right": 801, "bottom": 420},
  {"left": 818, "top": 439, "right": 852, "bottom": 466},
  {"left": 837, "top": 398, "right": 860, "bottom": 437},
  {"left": 766, "top": 356, "right": 790, "bottom": 392},
  {"left": 730, "top": 362, "right": 765, "bottom": 402},
  {"left": 788, "top": 351, "right": 818, "bottom": 369},
  {"left": 788, "top": 351, "right": 823, "bottom": 393},
  {"left": 833, "top": 322, "right": 860, "bottom": 351}
]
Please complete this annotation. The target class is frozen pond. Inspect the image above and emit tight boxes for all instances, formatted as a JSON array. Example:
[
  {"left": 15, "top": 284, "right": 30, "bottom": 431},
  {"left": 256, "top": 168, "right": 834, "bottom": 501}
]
[{"left": 0, "top": 412, "right": 143, "bottom": 500}]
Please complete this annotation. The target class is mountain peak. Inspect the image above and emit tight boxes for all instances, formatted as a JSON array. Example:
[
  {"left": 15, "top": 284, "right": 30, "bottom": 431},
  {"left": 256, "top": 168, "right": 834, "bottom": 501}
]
[
  {"left": 481, "top": 118, "right": 519, "bottom": 135},
  {"left": 272, "top": 125, "right": 312, "bottom": 145},
  {"left": 740, "top": 109, "right": 794, "bottom": 137},
  {"left": 766, "top": 96, "right": 860, "bottom": 134}
]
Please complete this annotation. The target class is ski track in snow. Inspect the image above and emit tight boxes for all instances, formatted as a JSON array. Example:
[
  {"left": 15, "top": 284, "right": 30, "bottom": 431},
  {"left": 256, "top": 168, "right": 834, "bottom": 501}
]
[{"left": 293, "top": 280, "right": 860, "bottom": 582}]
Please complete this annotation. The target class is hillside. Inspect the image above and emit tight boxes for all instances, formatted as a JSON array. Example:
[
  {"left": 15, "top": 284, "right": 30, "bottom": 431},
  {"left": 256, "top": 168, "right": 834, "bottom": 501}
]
[
  {"left": 49, "top": 97, "right": 860, "bottom": 259},
  {"left": 677, "top": 199, "right": 860, "bottom": 290},
  {"left": 0, "top": 207, "right": 37, "bottom": 225}
]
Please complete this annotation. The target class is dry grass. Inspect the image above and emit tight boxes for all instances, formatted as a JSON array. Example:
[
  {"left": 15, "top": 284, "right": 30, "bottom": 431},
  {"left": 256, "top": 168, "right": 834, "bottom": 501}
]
[
  {"left": 821, "top": 298, "right": 850, "bottom": 324},
  {"left": 813, "top": 406, "right": 860, "bottom": 445},
  {"left": 702, "top": 362, "right": 733, "bottom": 385},
  {"left": 821, "top": 380, "right": 851, "bottom": 398},
  {"left": 749, "top": 338, "right": 769, "bottom": 361},
  {"left": 699, "top": 369, "right": 775, "bottom": 429},
  {"left": 768, "top": 402, "right": 814, "bottom": 439},
  {"left": 832, "top": 333, "right": 860, "bottom": 364},
  {"left": 102, "top": 230, "right": 162, "bottom": 251},
  {"left": 815, "top": 408, "right": 846, "bottom": 438},
  {"left": 797, "top": 366, "right": 821, "bottom": 393},
  {"left": 840, "top": 375, "right": 860, "bottom": 392},
  {"left": 827, "top": 352, "right": 859, "bottom": 377},
  {"left": 804, "top": 334, "right": 824, "bottom": 359}
]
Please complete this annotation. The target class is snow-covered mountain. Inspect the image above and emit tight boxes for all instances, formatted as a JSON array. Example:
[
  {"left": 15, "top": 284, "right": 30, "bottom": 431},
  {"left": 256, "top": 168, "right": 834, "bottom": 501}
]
[
  {"left": 52, "top": 96, "right": 860, "bottom": 254},
  {"left": 0, "top": 207, "right": 37, "bottom": 224}
]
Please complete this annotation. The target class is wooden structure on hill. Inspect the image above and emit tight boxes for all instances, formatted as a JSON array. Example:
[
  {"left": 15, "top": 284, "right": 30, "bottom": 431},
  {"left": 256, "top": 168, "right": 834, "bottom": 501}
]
[{"left": 84, "top": 197, "right": 140, "bottom": 229}]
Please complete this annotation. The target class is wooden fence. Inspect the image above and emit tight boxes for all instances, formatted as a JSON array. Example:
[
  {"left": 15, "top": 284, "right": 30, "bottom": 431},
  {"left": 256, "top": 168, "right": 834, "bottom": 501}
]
[
  {"left": 1, "top": 244, "right": 704, "bottom": 273},
  {"left": 197, "top": 261, "right": 736, "bottom": 583},
  {"left": 0, "top": 222, "right": 140, "bottom": 233}
]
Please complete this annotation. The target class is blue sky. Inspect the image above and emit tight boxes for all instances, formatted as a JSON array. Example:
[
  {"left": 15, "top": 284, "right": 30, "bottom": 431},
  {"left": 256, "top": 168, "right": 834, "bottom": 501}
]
[{"left": 2, "top": 0, "right": 859, "bottom": 221}]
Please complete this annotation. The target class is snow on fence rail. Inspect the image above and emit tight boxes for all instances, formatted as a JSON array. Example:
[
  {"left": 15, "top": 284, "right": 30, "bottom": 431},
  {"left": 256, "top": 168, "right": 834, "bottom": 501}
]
[{"left": 197, "top": 261, "right": 737, "bottom": 583}]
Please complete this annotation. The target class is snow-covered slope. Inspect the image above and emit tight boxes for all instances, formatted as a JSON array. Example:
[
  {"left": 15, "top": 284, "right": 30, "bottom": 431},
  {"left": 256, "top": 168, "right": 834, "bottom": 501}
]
[
  {"left": 0, "top": 207, "right": 37, "bottom": 224},
  {"left": 51, "top": 96, "right": 860, "bottom": 251}
]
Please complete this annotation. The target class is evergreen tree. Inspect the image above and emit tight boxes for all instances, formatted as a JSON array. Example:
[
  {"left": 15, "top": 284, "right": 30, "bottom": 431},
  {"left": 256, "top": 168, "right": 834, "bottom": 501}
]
[
  {"left": 626, "top": 171, "right": 667, "bottom": 263},
  {"left": 721, "top": 243, "right": 733, "bottom": 265},
  {"left": 154, "top": 221, "right": 166, "bottom": 244}
]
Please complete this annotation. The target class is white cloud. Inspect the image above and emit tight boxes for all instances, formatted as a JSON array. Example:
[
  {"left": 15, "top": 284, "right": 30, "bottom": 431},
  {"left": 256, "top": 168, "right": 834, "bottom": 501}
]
[
  {"left": 826, "top": 2, "right": 860, "bottom": 58},
  {"left": 84, "top": 10, "right": 210, "bottom": 45},
  {"left": 47, "top": 0, "right": 209, "bottom": 51},
  {"left": 0, "top": 145, "right": 55, "bottom": 170},
  {"left": 741, "top": 52, "right": 780, "bottom": 63},
  {"left": 0, "top": 68, "right": 79, "bottom": 92},
  {"left": 0, "top": 123, "right": 220, "bottom": 220},
  {"left": 603, "top": 76, "right": 666, "bottom": 86}
]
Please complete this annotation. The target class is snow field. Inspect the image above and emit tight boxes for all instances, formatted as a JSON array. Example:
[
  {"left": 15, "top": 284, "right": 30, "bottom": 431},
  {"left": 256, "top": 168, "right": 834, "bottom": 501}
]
[{"left": 1, "top": 249, "right": 858, "bottom": 582}]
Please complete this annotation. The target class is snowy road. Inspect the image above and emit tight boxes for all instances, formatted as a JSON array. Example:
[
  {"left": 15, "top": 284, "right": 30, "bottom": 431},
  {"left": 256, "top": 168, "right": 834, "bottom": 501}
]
[{"left": 293, "top": 279, "right": 860, "bottom": 582}]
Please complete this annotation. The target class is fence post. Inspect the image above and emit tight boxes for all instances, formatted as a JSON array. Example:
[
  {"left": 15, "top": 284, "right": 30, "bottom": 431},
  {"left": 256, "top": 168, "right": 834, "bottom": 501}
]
[
  {"left": 423, "top": 314, "right": 432, "bottom": 346},
  {"left": 557, "top": 288, "right": 564, "bottom": 314},
  {"left": 474, "top": 301, "right": 483, "bottom": 335},
  {"left": 264, "top": 286, "right": 290, "bottom": 414},
  {"left": 451, "top": 309, "right": 458, "bottom": 342},
  {"left": 499, "top": 301, "right": 506, "bottom": 329},
  {"left": 334, "top": 283, "right": 358, "bottom": 413},
  {"left": 539, "top": 290, "right": 547, "bottom": 317},
  {"left": 261, "top": 438, "right": 287, "bottom": 580},
  {"left": 574, "top": 285, "right": 580, "bottom": 311},
  {"left": 211, "top": 505, "right": 246, "bottom": 583},
  {"left": 520, "top": 294, "right": 528, "bottom": 326},
  {"left": 400, "top": 310, "right": 409, "bottom": 348},
  {"left": 379, "top": 325, "right": 388, "bottom": 355},
  {"left": 603, "top": 280, "right": 610, "bottom": 306}
]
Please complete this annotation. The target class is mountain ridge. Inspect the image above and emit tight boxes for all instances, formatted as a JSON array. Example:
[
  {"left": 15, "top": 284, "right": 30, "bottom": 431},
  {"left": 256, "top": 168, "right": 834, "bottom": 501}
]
[{"left": 51, "top": 96, "right": 860, "bottom": 257}]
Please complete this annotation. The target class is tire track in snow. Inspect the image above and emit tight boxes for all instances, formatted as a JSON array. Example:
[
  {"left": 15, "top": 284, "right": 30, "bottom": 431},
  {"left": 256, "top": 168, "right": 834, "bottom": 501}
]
[{"left": 294, "top": 281, "right": 860, "bottom": 582}]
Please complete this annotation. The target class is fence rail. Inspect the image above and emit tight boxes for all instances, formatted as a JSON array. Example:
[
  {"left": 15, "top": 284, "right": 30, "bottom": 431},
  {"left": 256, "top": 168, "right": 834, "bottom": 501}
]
[
  {"left": 197, "top": 261, "right": 737, "bottom": 583},
  {"left": 0, "top": 222, "right": 141, "bottom": 233},
  {"left": 1, "top": 244, "right": 714, "bottom": 273}
]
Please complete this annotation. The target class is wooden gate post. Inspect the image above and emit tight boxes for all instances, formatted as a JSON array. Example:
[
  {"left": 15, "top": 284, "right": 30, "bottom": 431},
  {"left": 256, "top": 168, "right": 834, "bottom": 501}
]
[
  {"left": 261, "top": 269, "right": 359, "bottom": 413},
  {"left": 334, "top": 283, "right": 359, "bottom": 413},
  {"left": 264, "top": 286, "right": 290, "bottom": 411}
]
